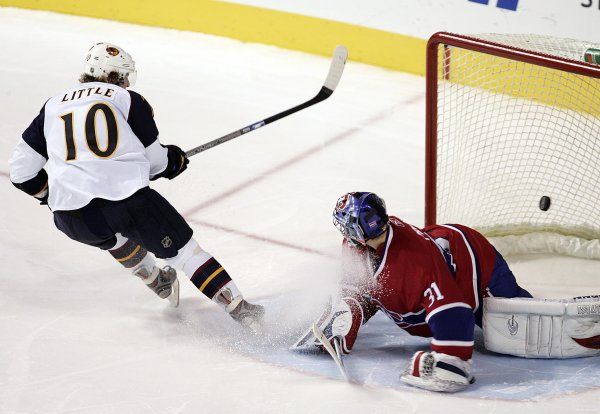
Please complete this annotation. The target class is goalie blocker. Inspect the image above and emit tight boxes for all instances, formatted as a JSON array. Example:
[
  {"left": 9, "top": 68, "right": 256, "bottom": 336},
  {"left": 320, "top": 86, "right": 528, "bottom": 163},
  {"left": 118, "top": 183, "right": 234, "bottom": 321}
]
[{"left": 483, "top": 296, "right": 600, "bottom": 358}]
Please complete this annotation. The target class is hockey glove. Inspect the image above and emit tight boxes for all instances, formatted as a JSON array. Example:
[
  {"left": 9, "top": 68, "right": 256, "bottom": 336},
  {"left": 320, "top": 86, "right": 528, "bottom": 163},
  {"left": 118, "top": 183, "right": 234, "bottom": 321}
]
[
  {"left": 292, "top": 296, "right": 363, "bottom": 354},
  {"left": 11, "top": 169, "right": 48, "bottom": 205},
  {"left": 400, "top": 351, "right": 474, "bottom": 393},
  {"left": 35, "top": 188, "right": 49, "bottom": 205},
  {"left": 153, "top": 145, "right": 189, "bottom": 180}
]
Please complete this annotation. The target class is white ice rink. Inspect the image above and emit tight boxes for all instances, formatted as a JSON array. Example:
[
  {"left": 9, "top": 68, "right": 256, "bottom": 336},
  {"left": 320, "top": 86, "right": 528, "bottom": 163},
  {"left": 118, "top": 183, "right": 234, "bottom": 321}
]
[{"left": 1, "top": 8, "right": 598, "bottom": 414}]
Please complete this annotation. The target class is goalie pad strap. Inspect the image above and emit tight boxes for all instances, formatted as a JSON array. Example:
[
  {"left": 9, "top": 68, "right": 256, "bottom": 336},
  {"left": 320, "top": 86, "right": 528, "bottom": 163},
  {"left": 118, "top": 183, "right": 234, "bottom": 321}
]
[{"left": 437, "top": 361, "right": 469, "bottom": 378}]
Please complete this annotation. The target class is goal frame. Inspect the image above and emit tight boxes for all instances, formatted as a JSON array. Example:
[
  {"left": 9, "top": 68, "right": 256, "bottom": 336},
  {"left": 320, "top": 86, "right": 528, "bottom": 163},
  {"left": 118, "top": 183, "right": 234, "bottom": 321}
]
[{"left": 425, "top": 31, "right": 600, "bottom": 228}]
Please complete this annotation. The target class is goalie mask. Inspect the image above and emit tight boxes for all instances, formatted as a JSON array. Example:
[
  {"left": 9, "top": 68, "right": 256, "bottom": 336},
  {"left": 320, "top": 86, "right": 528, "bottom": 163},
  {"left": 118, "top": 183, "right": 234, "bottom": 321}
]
[
  {"left": 84, "top": 42, "right": 137, "bottom": 87},
  {"left": 333, "top": 192, "right": 389, "bottom": 246}
]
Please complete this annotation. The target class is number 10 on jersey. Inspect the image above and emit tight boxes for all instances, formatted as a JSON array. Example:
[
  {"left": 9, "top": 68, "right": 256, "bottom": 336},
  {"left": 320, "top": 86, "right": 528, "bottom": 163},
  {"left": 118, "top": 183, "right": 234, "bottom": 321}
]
[{"left": 60, "top": 103, "right": 119, "bottom": 161}]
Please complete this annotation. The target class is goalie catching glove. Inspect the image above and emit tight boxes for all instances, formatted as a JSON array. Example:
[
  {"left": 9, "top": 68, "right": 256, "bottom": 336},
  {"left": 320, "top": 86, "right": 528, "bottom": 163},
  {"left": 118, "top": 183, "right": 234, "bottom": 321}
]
[
  {"left": 292, "top": 295, "right": 364, "bottom": 354},
  {"left": 401, "top": 351, "right": 474, "bottom": 393}
]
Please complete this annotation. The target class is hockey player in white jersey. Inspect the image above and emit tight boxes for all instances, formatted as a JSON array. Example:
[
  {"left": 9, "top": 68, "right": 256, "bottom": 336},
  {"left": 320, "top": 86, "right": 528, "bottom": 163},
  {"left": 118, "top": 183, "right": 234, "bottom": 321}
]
[{"left": 9, "top": 42, "right": 263, "bottom": 325}]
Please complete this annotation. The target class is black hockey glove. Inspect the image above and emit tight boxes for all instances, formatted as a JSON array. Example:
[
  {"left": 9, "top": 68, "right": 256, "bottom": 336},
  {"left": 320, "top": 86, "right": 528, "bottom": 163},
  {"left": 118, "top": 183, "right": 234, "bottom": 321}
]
[
  {"left": 12, "top": 169, "right": 49, "bottom": 205},
  {"left": 153, "top": 145, "right": 189, "bottom": 180},
  {"left": 35, "top": 191, "right": 49, "bottom": 205}
]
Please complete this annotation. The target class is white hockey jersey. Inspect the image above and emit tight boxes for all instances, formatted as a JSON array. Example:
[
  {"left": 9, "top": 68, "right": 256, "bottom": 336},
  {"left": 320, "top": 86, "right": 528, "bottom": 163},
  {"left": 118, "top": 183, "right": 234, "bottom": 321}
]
[{"left": 9, "top": 82, "right": 168, "bottom": 211}]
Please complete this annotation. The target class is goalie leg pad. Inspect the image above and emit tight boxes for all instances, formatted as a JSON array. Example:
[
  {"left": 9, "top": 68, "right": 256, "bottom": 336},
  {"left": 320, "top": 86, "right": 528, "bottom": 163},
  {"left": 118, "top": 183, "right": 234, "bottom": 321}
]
[
  {"left": 483, "top": 296, "right": 600, "bottom": 358},
  {"left": 292, "top": 296, "right": 363, "bottom": 354}
]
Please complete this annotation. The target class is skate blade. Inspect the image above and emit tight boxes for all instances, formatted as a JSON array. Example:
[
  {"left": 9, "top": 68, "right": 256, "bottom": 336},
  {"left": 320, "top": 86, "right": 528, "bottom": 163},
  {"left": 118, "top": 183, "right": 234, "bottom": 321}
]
[{"left": 168, "top": 278, "right": 180, "bottom": 308}]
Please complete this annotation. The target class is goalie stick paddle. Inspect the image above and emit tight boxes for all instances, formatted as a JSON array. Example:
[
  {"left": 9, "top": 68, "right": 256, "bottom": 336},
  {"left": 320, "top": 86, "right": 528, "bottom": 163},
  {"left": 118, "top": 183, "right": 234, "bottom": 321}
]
[
  {"left": 311, "top": 323, "right": 350, "bottom": 382},
  {"left": 185, "top": 45, "right": 348, "bottom": 158}
]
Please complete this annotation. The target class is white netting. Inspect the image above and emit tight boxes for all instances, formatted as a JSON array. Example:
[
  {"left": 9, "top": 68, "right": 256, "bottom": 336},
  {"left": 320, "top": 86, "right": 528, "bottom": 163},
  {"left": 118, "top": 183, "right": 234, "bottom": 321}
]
[
  {"left": 473, "top": 33, "right": 598, "bottom": 62},
  {"left": 434, "top": 33, "right": 600, "bottom": 259}
]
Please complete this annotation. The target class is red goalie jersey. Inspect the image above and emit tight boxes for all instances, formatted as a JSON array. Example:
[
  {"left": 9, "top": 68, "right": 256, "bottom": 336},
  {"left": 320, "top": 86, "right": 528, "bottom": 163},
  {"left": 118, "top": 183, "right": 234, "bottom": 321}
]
[{"left": 340, "top": 217, "right": 530, "bottom": 360}]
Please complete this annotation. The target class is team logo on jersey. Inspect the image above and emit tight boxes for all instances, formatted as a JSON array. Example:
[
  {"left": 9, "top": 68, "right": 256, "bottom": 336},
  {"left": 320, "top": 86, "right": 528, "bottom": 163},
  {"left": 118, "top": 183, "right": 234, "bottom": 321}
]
[
  {"left": 507, "top": 315, "right": 519, "bottom": 336},
  {"left": 389, "top": 217, "right": 404, "bottom": 227},
  {"left": 106, "top": 46, "right": 120, "bottom": 56},
  {"left": 161, "top": 236, "right": 172, "bottom": 248}
]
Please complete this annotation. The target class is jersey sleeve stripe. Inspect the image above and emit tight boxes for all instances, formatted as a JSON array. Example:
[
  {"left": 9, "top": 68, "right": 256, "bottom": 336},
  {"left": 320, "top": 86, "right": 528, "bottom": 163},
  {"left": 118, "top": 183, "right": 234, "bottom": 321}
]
[
  {"left": 427, "top": 305, "right": 474, "bottom": 343},
  {"left": 439, "top": 224, "right": 481, "bottom": 312},
  {"left": 21, "top": 106, "right": 48, "bottom": 159},
  {"left": 431, "top": 339, "right": 475, "bottom": 347},
  {"left": 373, "top": 224, "right": 393, "bottom": 280},
  {"left": 431, "top": 343, "right": 473, "bottom": 360},
  {"left": 127, "top": 90, "right": 159, "bottom": 147},
  {"left": 425, "top": 302, "right": 472, "bottom": 322}
]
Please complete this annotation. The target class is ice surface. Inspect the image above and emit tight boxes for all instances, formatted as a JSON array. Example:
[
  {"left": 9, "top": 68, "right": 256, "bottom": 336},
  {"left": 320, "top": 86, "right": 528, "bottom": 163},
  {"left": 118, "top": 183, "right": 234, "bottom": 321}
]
[{"left": 0, "top": 8, "right": 598, "bottom": 414}]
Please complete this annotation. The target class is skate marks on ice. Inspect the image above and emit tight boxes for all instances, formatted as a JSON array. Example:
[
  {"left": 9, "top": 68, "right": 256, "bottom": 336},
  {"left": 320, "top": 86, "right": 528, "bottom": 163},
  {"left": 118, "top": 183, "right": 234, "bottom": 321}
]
[{"left": 166, "top": 291, "right": 600, "bottom": 402}]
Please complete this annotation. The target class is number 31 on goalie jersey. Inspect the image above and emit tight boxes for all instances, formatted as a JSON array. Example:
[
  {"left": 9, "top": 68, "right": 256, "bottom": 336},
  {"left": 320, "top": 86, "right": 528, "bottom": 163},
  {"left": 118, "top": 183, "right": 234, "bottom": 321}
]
[
  {"left": 424, "top": 282, "right": 445, "bottom": 306},
  {"left": 60, "top": 103, "right": 119, "bottom": 161}
]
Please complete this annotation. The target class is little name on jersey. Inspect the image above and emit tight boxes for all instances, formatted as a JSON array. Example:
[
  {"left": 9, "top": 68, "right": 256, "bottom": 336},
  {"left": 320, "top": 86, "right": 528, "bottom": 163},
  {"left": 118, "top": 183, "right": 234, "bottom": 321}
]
[{"left": 61, "top": 87, "right": 114, "bottom": 103}]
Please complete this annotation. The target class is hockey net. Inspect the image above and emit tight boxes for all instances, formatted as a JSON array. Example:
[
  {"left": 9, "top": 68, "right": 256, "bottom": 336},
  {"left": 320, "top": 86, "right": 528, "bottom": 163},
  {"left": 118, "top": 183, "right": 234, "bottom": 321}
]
[{"left": 425, "top": 32, "right": 600, "bottom": 259}]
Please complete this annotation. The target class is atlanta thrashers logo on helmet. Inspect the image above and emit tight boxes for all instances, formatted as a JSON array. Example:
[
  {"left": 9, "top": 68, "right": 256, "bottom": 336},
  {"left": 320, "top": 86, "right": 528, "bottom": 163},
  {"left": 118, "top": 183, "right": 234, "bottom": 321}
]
[{"left": 106, "top": 46, "right": 120, "bottom": 56}]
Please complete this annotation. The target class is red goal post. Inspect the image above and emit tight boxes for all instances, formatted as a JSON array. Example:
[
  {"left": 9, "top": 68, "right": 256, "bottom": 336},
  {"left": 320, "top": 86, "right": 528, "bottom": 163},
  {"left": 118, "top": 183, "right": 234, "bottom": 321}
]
[{"left": 425, "top": 32, "right": 600, "bottom": 259}]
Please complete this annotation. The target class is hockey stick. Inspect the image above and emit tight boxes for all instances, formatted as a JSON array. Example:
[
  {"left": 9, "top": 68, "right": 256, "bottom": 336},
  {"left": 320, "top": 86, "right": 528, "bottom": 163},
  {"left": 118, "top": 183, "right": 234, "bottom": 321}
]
[
  {"left": 311, "top": 323, "right": 350, "bottom": 381},
  {"left": 185, "top": 45, "right": 348, "bottom": 158}
]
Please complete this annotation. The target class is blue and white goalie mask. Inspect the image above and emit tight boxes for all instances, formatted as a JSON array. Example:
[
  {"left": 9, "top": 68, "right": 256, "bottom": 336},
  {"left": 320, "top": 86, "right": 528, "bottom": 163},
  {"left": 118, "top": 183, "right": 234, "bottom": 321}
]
[{"left": 332, "top": 192, "right": 389, "bottom": 246}]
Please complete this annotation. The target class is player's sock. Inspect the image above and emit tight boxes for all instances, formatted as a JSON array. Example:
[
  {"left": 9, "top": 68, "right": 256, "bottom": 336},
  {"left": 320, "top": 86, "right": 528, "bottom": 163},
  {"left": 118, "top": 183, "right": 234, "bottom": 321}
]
[
  {"left": 109, "top": 233, "right": 151, "bottom": 269},
  {"left": 188, "top": 258, "right": 264, "bottom": 325},
  {"left": 186, "top": 254, "right": 235, "bottom": 301},
  {"left": 166, "top": 237, "right": 264, "bottom": 324}
]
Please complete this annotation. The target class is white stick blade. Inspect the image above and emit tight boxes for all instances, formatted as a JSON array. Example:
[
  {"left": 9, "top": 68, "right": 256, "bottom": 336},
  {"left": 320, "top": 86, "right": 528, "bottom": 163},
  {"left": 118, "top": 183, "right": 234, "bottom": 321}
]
[
  {"left": 311, "top": 324, "right": 349, "bottom": 381},
  {"left": 323, "top": 45, "right": 348, "bottom": 91}
]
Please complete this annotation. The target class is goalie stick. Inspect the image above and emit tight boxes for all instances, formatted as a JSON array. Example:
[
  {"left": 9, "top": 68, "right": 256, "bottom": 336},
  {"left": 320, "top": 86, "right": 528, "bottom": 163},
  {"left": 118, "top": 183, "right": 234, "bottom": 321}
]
[
  {"left": 311, "top": 323, "right": 350, "bottom": 382},
  {"left": 185, "top": 45, "right": 348, "bottom": 158}
]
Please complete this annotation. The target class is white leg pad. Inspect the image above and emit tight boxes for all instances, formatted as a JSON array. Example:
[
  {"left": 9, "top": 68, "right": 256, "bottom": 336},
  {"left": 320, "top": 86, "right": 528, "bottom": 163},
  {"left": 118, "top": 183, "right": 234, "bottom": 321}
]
[{"left": 483, "top": 296, "right": 600, "bottom": 358}]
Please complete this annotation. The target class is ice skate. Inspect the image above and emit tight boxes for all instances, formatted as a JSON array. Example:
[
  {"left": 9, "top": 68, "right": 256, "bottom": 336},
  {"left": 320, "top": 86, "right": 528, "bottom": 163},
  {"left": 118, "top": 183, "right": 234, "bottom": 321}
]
[
  {"left": 134, "top": 265, "right": 180, "bottom": 307},
  {"left": 228, "top": 299, "right": 265, "bottom": 327}
]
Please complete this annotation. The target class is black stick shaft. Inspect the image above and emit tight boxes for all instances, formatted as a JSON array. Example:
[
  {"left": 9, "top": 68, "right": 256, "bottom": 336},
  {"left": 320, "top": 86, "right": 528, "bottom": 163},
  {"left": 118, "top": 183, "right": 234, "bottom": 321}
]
[{"left": 185, "top": 86, "right": 333, "bottom": 158}]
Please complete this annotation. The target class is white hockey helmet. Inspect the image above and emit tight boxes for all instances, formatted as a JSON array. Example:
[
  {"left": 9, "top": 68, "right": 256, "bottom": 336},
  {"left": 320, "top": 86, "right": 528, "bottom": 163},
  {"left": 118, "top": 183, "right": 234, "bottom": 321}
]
[{"left": 83, "top": 42, "right": 137, "bottom": 87}]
